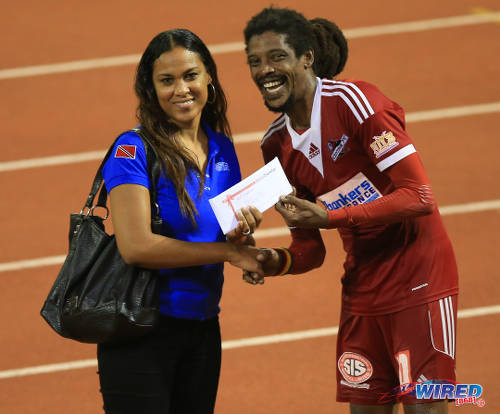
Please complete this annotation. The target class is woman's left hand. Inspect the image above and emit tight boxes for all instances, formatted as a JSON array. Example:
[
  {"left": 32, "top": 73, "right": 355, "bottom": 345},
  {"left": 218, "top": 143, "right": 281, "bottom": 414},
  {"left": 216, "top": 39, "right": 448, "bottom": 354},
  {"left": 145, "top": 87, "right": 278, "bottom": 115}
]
[{"left": 226, "top": 206, "right": 262, "bottom": 243}]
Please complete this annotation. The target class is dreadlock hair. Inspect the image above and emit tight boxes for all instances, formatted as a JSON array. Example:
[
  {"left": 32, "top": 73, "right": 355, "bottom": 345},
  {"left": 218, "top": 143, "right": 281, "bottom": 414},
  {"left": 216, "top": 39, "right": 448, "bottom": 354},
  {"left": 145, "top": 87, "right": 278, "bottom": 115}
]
[
  {"left": 135, "top": 29, "right": 231, "bottom": 225},
  {"left": 310, "top": 18, "right": 348, "bottom": 78},
  {"left": 243, "top": 7, "right": 348, "bottom": 79}
]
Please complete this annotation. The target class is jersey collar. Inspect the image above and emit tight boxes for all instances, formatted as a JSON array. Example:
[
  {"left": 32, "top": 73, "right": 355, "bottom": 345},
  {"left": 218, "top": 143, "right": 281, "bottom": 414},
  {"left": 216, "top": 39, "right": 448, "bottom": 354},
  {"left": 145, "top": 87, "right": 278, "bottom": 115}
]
[{"left": 284, "top": 78, "right": 324, "bottom": 177}]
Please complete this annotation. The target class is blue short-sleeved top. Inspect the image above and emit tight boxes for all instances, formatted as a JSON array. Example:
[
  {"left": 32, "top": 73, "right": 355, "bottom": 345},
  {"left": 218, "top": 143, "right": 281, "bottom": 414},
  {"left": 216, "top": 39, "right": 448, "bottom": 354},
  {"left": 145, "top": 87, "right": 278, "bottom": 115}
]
[{"left": 102, "top": 124, "right": 241, "bottom": 320}]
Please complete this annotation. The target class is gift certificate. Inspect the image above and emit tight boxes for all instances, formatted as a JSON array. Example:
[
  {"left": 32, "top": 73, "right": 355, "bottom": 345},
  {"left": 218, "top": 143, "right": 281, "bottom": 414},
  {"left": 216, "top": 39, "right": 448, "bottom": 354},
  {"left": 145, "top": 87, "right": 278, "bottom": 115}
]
[{"left": 209, "top": 157, "right": 293, "bottom": 234}]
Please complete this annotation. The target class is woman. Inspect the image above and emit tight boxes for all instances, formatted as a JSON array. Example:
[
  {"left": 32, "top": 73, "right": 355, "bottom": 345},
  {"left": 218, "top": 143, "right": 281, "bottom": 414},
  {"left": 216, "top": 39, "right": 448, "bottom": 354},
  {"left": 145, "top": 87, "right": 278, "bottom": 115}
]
[
  {"left": 243, "top": 8, "right": 458, "bottom": 414},
  {"left": 98, "top": 29, "right": 262, "bottom": 414}
]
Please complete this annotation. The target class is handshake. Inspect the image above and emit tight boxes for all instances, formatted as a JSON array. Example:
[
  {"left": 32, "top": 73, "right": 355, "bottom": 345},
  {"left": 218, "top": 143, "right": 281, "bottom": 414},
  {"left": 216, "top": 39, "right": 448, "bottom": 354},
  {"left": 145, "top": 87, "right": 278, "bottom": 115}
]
[
  {"left": 242, "top": 248, "right": 280, "bottom": 285},
  {"left": 225, "top": 206, "right": 281, "bottom": 285},
  {"left": 226, "top": 191, "right": 329, "bottom": 285},
  {"left": 227, "top": 242, "right": 282, "bottom": 285}
]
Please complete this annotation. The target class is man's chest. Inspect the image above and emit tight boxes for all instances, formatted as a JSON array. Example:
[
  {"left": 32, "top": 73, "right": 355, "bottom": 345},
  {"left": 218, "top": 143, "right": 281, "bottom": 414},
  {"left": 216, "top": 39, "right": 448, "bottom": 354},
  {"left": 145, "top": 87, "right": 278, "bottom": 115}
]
[{"left": 280, "top": 123, "right": 376, "bottom": 196}]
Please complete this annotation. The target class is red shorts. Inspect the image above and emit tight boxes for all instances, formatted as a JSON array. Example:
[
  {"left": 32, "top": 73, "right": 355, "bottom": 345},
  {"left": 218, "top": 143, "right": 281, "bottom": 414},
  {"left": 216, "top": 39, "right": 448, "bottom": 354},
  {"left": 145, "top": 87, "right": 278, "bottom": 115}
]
[{"left": 336, "top": 295, "right": 457, "bottom": 405}]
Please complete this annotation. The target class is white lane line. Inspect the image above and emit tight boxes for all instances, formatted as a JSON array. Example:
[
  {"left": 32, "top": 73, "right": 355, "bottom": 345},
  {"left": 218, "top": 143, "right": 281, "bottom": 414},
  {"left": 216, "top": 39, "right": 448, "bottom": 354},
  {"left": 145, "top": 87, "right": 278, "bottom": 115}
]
[
  {"left": 0, "top": 255, "right": 67, "bottom": 273},
  {"left": 254, "top": 227, "right": 290, "bottom": 239},
  {"left": 1, "top": 13, "right": 499, "bottom": 80},
  {"left": 0, "top": 150, "right": 107, "bottom": 172},
  {"left": 233, "top": 130, "right": 264, "bottom": 144},
  {"left": 1, "top": 199, "right": 499, "bottom": 274},
  {"left": 222, "top": 326, "right": 339, "bottom": 350},
  {"left": 472, "top": 7, "right": 500, "bottom": 23},
  {"left": 0, "top": 41, "right": 247, "bottom": 80},
  {"left": 0, "top": 54, "right": 142, "bottom": 80},
  {"left": 439, "top": 200, "right": 500, "bottom": 216},
  {"left": 344, "top": 12, "right": 500, "bottom": 38},
  {"left": 458, "top": 305, "right": 500, "bottom": 318},
  {"left": 0, "top": 359, "right": 99, "bottom": 380},
  {"left": 405, "top": 102, "right": 500, "bottom": 122},
  {"left": 2, "top": 101, "right": 499, "bottom": 173},
  {"left": 0, "top": 303, "right": 498, "bottom": 380}
]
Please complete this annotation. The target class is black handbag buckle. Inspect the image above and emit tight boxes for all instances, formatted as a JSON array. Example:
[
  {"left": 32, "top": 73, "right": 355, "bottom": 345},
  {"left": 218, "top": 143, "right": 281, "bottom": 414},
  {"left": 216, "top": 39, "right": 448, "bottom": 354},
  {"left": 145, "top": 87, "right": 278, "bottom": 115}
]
[{"left": 86, "top": 205, "right": 110, "bottom": 220}]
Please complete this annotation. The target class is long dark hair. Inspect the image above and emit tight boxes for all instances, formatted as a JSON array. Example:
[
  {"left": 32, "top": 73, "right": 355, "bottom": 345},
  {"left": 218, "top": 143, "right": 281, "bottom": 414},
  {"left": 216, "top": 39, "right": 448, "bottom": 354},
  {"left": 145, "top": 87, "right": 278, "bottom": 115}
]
[
  {"left": 135, "top": 29, "right": 231, "bottom": 224},
  {"left": 243, "top": 7, "right": 348, "bottom": 79}
]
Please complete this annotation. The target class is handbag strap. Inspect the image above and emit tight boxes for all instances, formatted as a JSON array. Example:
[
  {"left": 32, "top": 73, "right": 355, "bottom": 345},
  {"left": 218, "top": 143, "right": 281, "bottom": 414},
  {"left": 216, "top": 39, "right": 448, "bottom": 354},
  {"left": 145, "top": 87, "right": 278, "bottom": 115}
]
[{"left": 82, "top": 129, "right": 162, "bottom": 223}]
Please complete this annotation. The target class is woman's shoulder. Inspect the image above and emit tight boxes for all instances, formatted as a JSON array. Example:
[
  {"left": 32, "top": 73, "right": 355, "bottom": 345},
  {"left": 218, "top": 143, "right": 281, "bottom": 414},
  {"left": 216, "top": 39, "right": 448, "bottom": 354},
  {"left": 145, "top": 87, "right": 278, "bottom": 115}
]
[
  {"left": 107, "top": 128, "right": 148, "bottom": 158},
  {"left": 102, "top": 128, "right": 150, "bottom": 191},
  {"left": 113, "top": 128, "right": 145, "bottom": 147},
  {"left": 205, "top": 124, "right": 234, "bottom": 151}
]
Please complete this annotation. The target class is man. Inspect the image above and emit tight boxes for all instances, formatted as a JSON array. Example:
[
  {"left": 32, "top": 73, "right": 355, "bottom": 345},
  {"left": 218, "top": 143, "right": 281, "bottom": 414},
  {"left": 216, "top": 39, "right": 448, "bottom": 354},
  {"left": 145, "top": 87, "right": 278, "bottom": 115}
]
[{"left": 244, "top": 7, "right": 459, "bottom": 414}]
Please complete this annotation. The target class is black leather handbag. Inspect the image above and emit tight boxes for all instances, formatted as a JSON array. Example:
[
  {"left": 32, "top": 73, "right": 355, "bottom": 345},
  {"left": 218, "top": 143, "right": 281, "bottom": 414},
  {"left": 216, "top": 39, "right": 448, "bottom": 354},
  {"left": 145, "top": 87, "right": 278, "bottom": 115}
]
[{"left": 41, "top": 130, "right": 162, "bottom": 344}]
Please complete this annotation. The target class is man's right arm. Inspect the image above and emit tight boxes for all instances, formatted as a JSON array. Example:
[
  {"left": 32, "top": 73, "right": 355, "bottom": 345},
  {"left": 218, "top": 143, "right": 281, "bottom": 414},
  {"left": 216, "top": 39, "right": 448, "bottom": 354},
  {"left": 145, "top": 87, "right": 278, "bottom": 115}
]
[{"left": 255, "top": 137, "right": 327, "bottom": 279}]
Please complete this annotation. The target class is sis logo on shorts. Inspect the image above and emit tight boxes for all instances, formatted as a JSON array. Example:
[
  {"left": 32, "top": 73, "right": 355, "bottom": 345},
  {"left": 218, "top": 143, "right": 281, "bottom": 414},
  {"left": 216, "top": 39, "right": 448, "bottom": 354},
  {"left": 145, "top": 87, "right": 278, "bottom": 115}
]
[
  {"left": 317, "top": 172, "right": 381, "bottom": 210},
  {"left": 370, "top": 130, "right": 399, "bottom": 159},
  {"left": 338, "top": 352, "right": 373, "bottom": 385}
]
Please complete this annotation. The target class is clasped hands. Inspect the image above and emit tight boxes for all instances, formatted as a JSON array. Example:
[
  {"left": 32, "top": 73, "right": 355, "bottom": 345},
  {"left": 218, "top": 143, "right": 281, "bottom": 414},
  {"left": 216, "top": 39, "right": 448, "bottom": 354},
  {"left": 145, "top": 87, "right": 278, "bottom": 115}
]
[{"left": 238, "top": 190, "right": 329, "bottom": 285}]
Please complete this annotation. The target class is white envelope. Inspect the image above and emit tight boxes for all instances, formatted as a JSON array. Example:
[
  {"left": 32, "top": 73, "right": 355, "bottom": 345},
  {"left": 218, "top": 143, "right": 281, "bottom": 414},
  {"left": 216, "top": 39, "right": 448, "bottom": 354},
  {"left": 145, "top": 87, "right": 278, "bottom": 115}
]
[{"left": 209, "top": 157, "right": 293, "bottom": 234}]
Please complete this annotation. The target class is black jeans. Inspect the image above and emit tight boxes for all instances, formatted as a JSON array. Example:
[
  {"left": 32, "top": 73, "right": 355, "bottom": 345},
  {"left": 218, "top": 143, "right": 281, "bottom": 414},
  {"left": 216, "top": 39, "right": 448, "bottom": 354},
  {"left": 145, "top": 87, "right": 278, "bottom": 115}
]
[{"left": 97, "top": 315, "right": 221, "bottom": 414}]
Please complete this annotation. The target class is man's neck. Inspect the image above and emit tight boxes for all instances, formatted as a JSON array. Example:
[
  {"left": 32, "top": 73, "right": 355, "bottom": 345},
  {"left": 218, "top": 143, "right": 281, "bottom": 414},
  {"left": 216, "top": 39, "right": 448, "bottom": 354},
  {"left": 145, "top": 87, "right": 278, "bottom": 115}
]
[{"left": 286, "top": 76, "right": 317, "bottom": 130}]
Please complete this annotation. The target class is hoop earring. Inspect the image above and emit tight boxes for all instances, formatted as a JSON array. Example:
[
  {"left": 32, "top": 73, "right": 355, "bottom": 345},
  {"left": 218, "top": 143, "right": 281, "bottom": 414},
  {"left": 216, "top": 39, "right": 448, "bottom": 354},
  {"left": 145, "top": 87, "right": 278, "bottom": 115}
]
[{"left": 207, "top": 83, "right": 216, "bottom": 104}]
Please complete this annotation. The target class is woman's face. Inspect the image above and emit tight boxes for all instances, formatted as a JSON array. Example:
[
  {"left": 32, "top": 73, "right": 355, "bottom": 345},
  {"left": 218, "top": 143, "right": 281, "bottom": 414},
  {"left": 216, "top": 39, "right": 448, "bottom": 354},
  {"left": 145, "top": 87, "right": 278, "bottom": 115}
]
[{"left": 152, "top": 47, "right": 212, "bottom": 129}]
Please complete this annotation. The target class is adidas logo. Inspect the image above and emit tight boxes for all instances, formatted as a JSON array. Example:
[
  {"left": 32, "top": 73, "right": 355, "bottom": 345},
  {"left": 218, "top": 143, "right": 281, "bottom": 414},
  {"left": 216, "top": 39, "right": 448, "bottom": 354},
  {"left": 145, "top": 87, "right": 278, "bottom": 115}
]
[
  {"left": 417, "top": 374, "right": 429, "bottom": 383},
  {"left": 309, "top": 143, "right": 320, "bottom": 159}
]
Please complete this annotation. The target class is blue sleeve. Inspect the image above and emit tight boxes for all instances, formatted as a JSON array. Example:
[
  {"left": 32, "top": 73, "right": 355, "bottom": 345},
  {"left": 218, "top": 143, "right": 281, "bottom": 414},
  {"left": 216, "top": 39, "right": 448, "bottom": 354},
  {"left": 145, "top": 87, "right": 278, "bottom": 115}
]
[{"left": 102, "top": 131, "right": 150, "bottom": 193}]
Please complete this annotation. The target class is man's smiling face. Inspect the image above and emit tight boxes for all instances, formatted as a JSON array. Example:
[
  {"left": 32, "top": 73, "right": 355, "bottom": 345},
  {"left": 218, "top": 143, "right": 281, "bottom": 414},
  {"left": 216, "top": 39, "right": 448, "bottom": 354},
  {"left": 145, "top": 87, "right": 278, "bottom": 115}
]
[{"left": 246, "top": 31, "right": 311, "bottom": 113}]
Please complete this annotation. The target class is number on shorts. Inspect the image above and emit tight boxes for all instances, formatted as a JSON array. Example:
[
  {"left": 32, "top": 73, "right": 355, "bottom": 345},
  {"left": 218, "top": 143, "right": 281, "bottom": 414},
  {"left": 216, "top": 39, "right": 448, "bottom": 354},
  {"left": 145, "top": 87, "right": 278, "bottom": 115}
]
[{"left": 395, "top": 350, "right": 412, "bottom": 386}]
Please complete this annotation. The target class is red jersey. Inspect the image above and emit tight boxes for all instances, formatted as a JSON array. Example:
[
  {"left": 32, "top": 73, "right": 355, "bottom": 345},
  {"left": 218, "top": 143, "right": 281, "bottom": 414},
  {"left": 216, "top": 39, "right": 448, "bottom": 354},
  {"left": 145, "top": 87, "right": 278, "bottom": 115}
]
[{"left": 261, "top": 78, "right": 458, "bottom": 315}]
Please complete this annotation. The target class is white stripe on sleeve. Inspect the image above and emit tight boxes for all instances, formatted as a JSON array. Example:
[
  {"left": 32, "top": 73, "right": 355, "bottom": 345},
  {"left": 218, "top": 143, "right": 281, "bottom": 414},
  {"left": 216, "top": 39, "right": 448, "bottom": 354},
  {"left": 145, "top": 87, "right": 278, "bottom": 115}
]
[
  {"left": 321, "top": 91, "right": 364, "bottom": 124},
  {"left": 375, "top": 144, "right": 416, "bottom": 171},
  {"left": 323, "top": 84, "right": 370, "bottom": 119},
  {"left": 333, "top": 80, "right": 375, "bottom": 115}
]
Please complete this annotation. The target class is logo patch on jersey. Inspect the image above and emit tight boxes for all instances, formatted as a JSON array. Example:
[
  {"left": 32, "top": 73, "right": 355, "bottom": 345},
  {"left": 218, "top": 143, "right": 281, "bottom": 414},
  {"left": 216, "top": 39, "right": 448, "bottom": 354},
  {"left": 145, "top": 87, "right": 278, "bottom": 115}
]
[
  {"left": 338, "top": 352, "right": 373, "bottom": 384},
  {"left": 328, "top": 134, "right": 350, "bottom": 161},
  {"left": 308, "top": 142, "right": 320, "bottom": 159},
  {"left": 317, "top": 172, "right": 382, "bottom": 210},
  {"left": 370, "top": 130, "right": 399, "bottom": 158},
  {"left": 114, "top": 145, "right": 137, "bottom": 159},
  {"left": 215, "top": 161, "right": 230, "bottom": 172}
]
